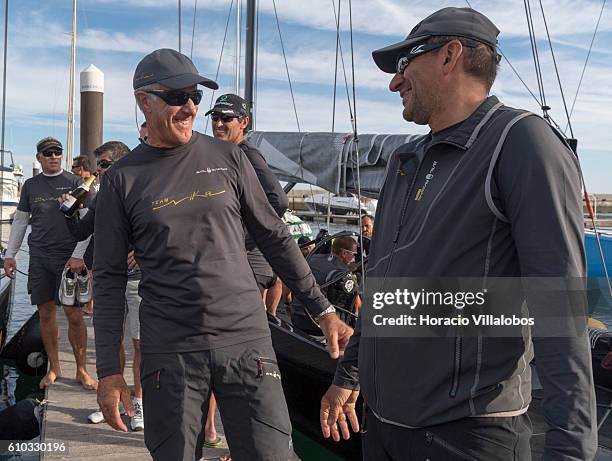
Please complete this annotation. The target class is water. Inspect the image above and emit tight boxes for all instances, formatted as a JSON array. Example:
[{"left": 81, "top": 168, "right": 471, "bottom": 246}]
[{"left": 1, "top": 226, "right": 41, "bottom": 414}]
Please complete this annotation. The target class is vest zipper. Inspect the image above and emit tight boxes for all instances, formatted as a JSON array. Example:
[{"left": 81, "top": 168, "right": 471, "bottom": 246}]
[{"left": 375, "top": 154, "right": 426, "bottom": 413}]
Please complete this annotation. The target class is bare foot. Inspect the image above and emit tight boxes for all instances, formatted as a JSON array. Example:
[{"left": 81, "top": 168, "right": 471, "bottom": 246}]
[
  {"left": 39, "top": 369, "right": 61, "bottom": 389},
  {"left": 76, "top": 370, "right": 98, "bottom": 390}
]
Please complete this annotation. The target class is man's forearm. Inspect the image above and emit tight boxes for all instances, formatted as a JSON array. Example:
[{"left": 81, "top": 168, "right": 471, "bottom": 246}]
[{"left": 5, "top": 210, "right": 29, "bottom": 258}]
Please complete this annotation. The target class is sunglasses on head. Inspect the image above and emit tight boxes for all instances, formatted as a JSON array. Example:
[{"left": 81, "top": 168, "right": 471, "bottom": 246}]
[
  {"left": 210, "top": 113, "right": 239, "bottom": 123},
  {"left": 96, "top": 159, "right": 113, "bottom": 169},
  {"left": 144, "top": 89, "right": 203, "bottom": 106},
  {"left": 41, "top": 149, "right": 62, "bottom": 158}
]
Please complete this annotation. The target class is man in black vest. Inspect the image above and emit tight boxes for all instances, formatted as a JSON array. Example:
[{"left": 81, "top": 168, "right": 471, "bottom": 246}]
[{"left": 321, "top": 7, "right": 596, "bottom": 461}]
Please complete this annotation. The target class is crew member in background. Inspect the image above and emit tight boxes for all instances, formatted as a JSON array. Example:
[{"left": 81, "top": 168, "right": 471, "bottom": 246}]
[
  {"left": 3, "top": 137, "right": 96, "bottom": 390},
  {"left": 60, "top": 141, "right": 144, "bottom": 431},
  {"left": 94, "top": 49, "right": 351, "bottom": 461},
  {"left": 204, "top": 92, "right": 289, "bottom": 452},
  {"left": 292, "top": 236, "right": 361, "bottom": 335},
  {"left": 359, "top": 214, "right": 374, "bottom": 257},
  {"left": 71, "top": 155, "right": 94, "bottom": 179},
  {"left": 70, "top": 154, "right": 96, "bottom": 314}
]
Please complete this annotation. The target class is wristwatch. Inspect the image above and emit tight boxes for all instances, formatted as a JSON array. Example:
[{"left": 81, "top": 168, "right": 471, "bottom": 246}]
[{"left": 314, "top": 305, "right": 337, "bottom": 324}]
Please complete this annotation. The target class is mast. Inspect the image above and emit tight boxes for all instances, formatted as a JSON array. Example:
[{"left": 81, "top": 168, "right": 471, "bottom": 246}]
[
  {"left": 244, "top": 0, "right": 256, "bottom": 129},
  {"left": 66, "top": 0, "right": 77, "bottom": 168},
  {"left": 178, "top": 0, "right": 182, "bottom": 52},
  {"left": 235, "top": 0, "right": 241, "bottom": 94},
  {"left": 1, "top": 0, "right": 7, "bottom": 224}
]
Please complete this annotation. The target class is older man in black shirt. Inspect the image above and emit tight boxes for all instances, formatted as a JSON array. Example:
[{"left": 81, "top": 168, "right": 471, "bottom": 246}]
[{"left": 93, "top": 48, "right": 352, "bottom": 461}]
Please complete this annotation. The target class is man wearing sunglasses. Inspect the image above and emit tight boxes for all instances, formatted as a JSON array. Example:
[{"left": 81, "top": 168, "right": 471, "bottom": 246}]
[
  {"left": 291, "top": 236, "right": 361, "bottom": 335},
  {"left": 203, "top": 93, "right": 289, "bottom": 452},
  {"left": 93, "top": 48, "right": 352, "bottom": 461},
  {"left": 321, "top": 7, "right": 595, "bottom": 461},
  {"left": 3, "top": 137, "right": 96, "bottom": 391}
]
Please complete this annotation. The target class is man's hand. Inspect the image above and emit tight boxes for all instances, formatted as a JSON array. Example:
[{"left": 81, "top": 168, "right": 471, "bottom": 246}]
[
  {"left": 318, "top": 313, "right": 353, "bottom": 359},
  {"left": 57, "top": 193, "right": 83, "bottom": 208},
  {"left": 97, "top": 374, "right": 133, "bottom": 432},
  {"left": 127, "top": 251, "right": 139, "bottom": 272},
  {"left": 320, "top": 384, "right": 360, "bottom": 441},
  {"left": 3, "top": 257, "right": 16, "bottom": 279},
  {"left": 66, "top": 257, "right": 85, "bottom": 273}
]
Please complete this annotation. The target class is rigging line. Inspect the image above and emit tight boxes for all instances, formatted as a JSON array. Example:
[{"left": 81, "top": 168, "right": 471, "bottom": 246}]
[
  {"left": 204, "top": 0, "right": 234, "bottom": 135},
  {"left": 538, "top": 0, "right": 574, "bottom": 138},
  {"left": 348, "top": 0, "right": 366, "bottom": 278},
  {"left": 566, "top": 0, "right": 606, "bottom": 131},
  {"left": 331, "top": 0, "right": 341, "bottom": 132},
  {"left": 330, "top": 0, "right": 354, "bottom": 123},
  {"left": 189, "top": 0, "right": 198, "bottom": 59},
  {"left": 524, "top": 0, "right": 548, "bottom": 116},
  {"left": 1, "top": 0, "right": 8, "bottom": 234},
  {"left": 271, "top": 0, "right": 300, "bottom": 132},
  {"left": 254, "top": 0, "right": 259, "bottom": 125},
  {"left": 462, "top": 1, "right": 544, "bottom": 120}
]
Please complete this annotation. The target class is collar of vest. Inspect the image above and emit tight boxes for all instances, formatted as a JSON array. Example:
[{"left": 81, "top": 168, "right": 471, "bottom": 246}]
[{"left": 429, "top": 95, "right": 503, "bottom": 150}]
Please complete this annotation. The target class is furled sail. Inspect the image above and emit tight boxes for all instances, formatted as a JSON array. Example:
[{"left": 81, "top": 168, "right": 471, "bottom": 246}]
[{"left": 248, "top": 131, "right": 421, "bottom": 198}]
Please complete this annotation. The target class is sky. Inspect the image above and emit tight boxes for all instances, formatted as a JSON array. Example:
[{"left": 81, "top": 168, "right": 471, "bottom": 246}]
[{"left": 1, "top": 0, "right": 611, "bottom": 192}]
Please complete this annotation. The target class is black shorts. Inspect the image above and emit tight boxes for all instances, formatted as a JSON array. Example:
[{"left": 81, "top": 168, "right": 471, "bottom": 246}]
[
  {"left": 254, "top": 273, "right": 277, "bottom": 295},
  {"left": 141, "top": 337, "right": 295, "bottom": 461},
  {"left": 27, "top": 253, "right": 72, "bottom": 306}
]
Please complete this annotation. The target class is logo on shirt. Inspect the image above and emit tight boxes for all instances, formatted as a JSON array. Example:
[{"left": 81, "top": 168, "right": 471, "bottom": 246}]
[
  {"left": 32, "top": 196, "right": 59, "bottom": 204},
  {"left": 415, "top": 161, "right": 437, "bottom": 201},
  {"left": 151, "top": 189, "right": 226, "bottom": 210},
  {"left": 195, "top": 167, "right": 228, "bottom": 175}
]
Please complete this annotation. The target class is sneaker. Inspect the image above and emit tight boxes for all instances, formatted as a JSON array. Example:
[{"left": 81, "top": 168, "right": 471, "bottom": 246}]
[
  {"left": 76, "top": 268, "right": 92, "bottom": 304},
  {"left": 59, "top": 268, "right": 77, "bottom": 306},
  {"left": 130, "top": 398, "right": 144, "bottom": 432},
  {"left": 87, "top": 401, "right": 126, "bottom": 424}
]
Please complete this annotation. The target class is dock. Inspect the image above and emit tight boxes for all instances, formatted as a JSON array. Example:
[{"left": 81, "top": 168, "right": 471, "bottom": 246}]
[{"left": 40, "top": 312, "right": 229, "bottom": 460}]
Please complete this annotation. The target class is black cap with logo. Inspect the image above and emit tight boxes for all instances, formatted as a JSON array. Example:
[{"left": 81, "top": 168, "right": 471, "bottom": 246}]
[
  {"left": 36, "top": 137, "right": 63, "bottom": 154},
  {"left": 133, "top": 48, "right": 219, "bottom": 90},
  {"left": 372, "top": 7, "right": 500, "bottom": 73},
  {"left": 204, "top": 94, "right": 249, "bottom": 118}
]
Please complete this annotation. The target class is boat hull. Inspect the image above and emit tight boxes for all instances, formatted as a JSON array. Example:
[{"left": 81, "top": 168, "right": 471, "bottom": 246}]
[
  {"left": 268, "top": 314, "right": 362, "bottom": 460},
  {"left": 0, "top": 278, "right": 12, "bottom": 355}
]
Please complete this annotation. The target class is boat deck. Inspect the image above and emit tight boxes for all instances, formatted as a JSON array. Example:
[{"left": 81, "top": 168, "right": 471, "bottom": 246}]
[{"left": 40, "top": 312, "right": 229, "bottom": 460}]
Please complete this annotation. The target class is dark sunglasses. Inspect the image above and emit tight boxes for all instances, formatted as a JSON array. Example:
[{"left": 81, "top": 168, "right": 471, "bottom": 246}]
[
  {"left": 210, "top": 113, "right": 239, "bottom": 123},
  {"left": 396, "top": 40, "right": 481, "bottom": 74},
  {"left": 96, "top": 159, "right": 113, "bottom": 169},
  {"left": 144, "top": 89, "right": 203, "bottom": 106},
  {"left": 41, "top": 149, "right": 62, "bottom": 158}
]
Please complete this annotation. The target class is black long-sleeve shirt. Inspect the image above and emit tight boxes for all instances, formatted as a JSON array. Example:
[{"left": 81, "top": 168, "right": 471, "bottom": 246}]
[
  {"left": 93, "top": 132, "right": 329, "bottom": 379},
  {"left": 239, "top": 139, "right": 288, "bottom": 277}
]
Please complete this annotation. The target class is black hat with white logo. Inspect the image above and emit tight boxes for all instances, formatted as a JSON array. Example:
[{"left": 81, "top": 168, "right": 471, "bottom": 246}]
[
  {"left": 133, "top": 48, "right": 218, "bottom": 90},
  {"left": 372, "top": 7, "right": 499, "bottom": 73},
  {"left": 204, "top": 94, "right": 249, "bottom": 117}
]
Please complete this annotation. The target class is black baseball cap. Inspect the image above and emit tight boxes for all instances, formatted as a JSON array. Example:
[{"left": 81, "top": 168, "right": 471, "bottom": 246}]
[
  {"left": 204, "top": 94, "right": 249, "bottom": 117},
  {"left": 133, "top": 48, "right": 218, "bottom": 90},
  {"left": 36, "top": 137, "right": 63, "bottom": 153},
  {"left": 298, "top": 236, "right": 314, "bottom": 246},
  {"left": 372, "top": 7, "right": 499, "bottom": 73}
]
